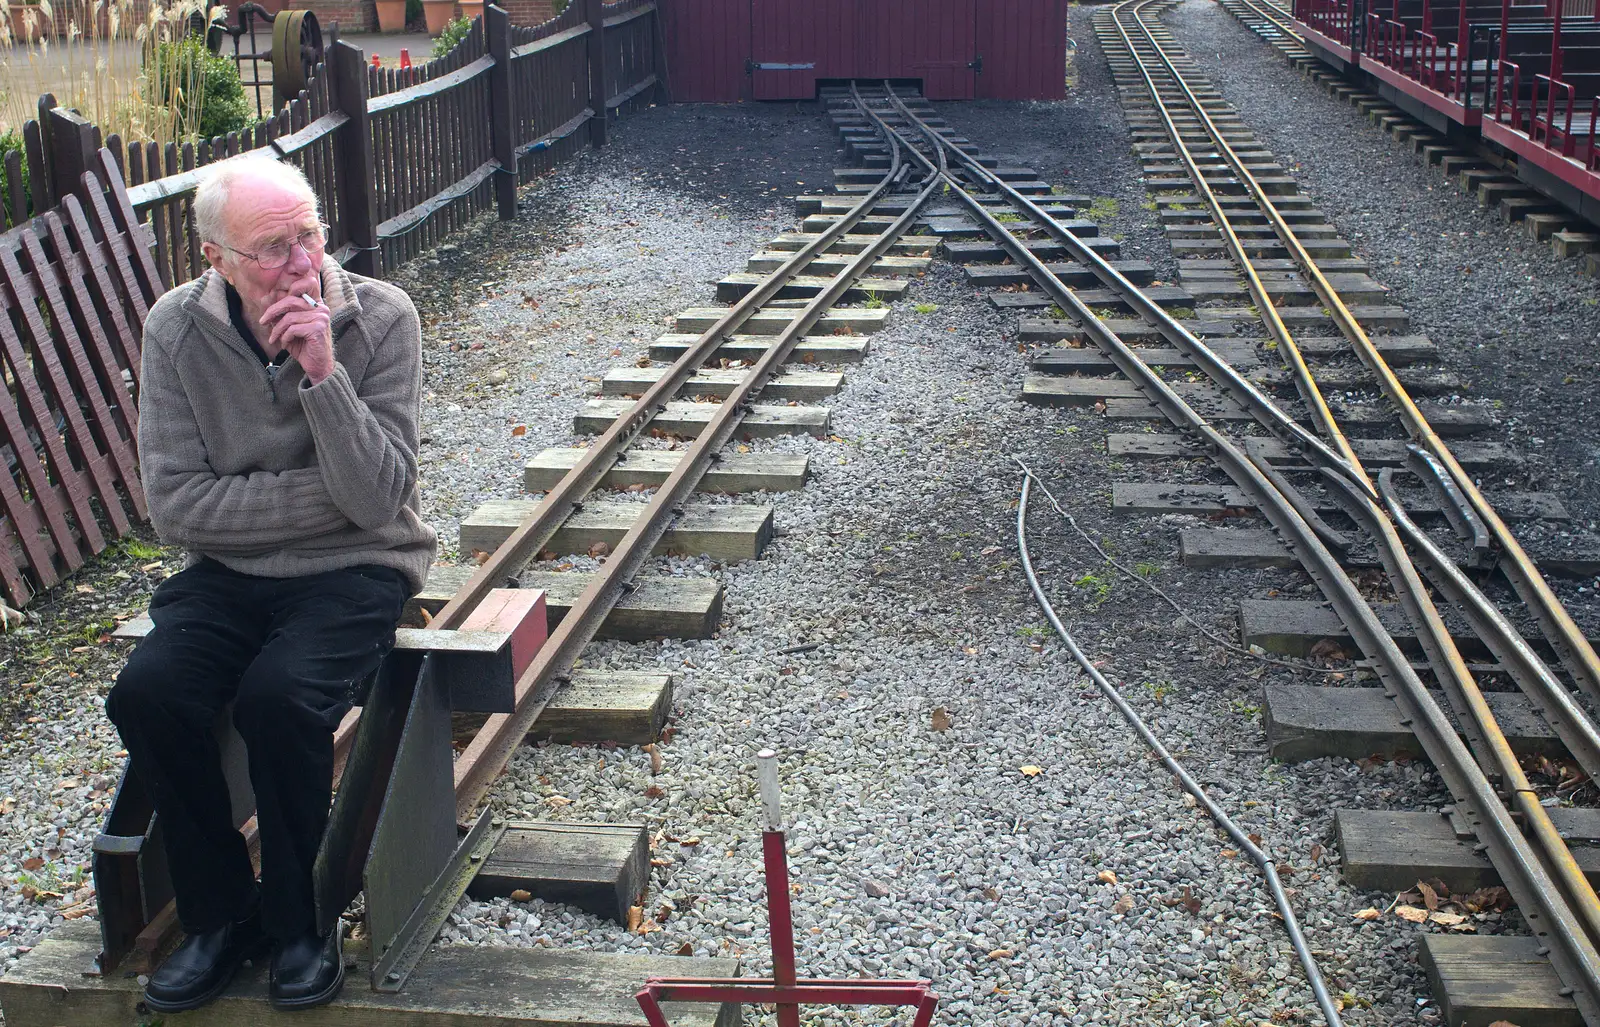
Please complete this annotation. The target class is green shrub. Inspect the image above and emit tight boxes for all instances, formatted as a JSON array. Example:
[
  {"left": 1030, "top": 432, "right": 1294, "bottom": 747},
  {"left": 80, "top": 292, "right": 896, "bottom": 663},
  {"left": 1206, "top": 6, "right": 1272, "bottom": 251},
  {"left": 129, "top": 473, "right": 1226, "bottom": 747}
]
[
  {"left": 432, "top": 17, "right": 473, "bottom": 58},
  {"left": 406, "top": 0, "right": 423, "bottom": 24},
  {"left": 552, "top": 0, "right": 569, "bottom": 12},
  {"left": 0, "top": 130, "right": 29, "bottom": 223},
  {"left": 148, "top": 35, "right": 255, "bottom": 142}
]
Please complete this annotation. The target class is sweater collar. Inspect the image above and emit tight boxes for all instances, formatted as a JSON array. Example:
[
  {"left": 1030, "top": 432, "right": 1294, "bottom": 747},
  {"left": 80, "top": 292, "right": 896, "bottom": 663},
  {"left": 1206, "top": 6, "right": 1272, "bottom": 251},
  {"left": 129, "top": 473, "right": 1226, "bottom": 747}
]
[{"left": 183, "top": 256, "right": 363, "bottom": 352}]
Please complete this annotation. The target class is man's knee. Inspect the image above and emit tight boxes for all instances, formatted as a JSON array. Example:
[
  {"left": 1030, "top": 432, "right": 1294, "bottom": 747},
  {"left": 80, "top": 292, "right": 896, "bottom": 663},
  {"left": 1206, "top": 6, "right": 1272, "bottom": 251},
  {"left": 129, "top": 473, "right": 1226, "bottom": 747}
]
[
  {"left": 232, "top": 650, "right": 350, "bottom": 738},
  {"left": 106, "top": 650, "right": 176, "bottom": 730}
]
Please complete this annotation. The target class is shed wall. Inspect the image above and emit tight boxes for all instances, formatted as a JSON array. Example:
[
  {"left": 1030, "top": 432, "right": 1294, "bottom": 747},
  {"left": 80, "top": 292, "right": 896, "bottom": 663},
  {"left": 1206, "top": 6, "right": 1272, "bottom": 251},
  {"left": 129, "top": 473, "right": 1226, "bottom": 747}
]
[{"left": 664, "top": 0, "right": 1065, "bottom": 102}]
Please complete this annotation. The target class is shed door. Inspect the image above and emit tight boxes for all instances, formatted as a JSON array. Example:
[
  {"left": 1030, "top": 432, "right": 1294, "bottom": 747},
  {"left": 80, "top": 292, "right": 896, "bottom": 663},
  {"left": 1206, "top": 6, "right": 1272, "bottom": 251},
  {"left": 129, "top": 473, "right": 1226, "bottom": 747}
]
[
  {"left": 749, "top": 0, "right": 856, "bottom": 99},
  {"left": 858, "top": 0, "right": 977, "bottom": 100}
]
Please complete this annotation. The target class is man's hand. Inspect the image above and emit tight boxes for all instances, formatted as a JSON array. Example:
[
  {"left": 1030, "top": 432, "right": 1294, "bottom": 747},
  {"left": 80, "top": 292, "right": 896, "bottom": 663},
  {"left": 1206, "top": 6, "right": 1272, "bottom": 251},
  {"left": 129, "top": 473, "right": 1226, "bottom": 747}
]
[{"left": 261, "top": 286, "right": 335, "bottom": 385}]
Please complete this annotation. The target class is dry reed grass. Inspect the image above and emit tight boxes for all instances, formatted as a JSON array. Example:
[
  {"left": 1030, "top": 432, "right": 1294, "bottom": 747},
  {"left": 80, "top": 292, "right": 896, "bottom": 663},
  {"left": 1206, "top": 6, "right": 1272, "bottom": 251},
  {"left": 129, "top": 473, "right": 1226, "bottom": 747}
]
[{"left": 0, "top": 0, "right": 225, "bottom": 143}]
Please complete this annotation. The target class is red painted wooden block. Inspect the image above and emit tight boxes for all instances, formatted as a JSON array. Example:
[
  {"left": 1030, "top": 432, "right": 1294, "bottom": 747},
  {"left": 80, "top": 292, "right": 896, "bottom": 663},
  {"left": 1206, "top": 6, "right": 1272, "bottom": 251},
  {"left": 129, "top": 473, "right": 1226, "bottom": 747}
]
[{"left": 460, "top": 588, "right": 547, "bottom": 679}]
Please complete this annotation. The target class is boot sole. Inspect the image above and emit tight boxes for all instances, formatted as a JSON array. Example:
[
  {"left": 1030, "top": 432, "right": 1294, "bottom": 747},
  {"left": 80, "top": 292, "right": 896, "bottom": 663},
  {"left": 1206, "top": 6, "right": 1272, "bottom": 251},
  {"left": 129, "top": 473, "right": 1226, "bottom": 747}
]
[{"left": 268, "top": 963, "right": 345, "bottom": 1010}]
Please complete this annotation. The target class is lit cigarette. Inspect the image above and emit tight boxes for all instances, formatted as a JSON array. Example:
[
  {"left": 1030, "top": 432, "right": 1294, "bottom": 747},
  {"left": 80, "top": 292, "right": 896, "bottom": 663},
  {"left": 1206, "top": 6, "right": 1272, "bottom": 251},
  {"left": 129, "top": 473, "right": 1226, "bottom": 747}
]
[{"left": 300, "top": 292, "right": 319, "bottom": 308}]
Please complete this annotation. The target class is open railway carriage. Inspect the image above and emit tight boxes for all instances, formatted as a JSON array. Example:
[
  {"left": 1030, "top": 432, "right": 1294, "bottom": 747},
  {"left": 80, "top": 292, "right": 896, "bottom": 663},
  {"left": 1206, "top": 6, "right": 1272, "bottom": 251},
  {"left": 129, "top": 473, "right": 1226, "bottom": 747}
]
[{"left": 1291, "top": 0, "right": 1600, "bottom": 218}]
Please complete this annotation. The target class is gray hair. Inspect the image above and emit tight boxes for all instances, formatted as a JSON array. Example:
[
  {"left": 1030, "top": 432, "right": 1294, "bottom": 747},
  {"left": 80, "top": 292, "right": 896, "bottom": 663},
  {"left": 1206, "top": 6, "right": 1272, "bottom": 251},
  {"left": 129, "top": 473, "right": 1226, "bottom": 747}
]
[{"left": 193, "top": 156, "right": 321, "bottom": 247}]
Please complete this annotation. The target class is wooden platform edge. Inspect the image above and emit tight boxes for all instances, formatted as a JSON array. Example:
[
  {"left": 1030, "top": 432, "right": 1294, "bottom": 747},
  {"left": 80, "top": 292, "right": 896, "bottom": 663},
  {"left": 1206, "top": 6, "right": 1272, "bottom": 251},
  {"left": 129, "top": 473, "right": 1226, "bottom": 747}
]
[{"left": 0, "top": 920, "right": 741, "bottom": 1027}]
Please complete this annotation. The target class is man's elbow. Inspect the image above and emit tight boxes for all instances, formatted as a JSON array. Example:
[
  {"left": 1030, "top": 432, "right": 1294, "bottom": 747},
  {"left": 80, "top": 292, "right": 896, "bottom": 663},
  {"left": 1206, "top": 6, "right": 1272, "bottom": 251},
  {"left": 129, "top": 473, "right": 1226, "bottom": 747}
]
[{"left": 342, "top": 478, "right": 415, "bottom": 532}]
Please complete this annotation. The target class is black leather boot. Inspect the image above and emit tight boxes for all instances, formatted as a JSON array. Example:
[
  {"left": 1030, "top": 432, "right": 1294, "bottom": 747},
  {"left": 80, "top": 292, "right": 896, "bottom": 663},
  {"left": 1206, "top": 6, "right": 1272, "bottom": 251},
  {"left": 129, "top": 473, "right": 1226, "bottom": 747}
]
[
  {"left": 269, "top": 925, "right": 344, "bottom": 1009},
  {"left": 143, "top": 905, "right": 267, "bottom": 1013}
]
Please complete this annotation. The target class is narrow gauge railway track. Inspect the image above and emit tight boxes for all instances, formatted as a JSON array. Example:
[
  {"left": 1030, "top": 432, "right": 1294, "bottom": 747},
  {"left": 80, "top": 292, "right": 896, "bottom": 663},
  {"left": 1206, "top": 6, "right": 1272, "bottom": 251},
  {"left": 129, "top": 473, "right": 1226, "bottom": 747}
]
[
  {"left": 846, "top": 12, "right": 1600, "bottom": 1027},
  {"left": 1014, "top": 1, "right": 1600, "bottom": 1022}
]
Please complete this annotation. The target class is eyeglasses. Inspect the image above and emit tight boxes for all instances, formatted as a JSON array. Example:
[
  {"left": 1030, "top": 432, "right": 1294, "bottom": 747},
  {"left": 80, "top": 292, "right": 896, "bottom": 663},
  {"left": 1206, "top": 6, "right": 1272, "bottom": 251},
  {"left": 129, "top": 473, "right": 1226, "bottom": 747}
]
[{"left": 223, "top": 223, "right": 330, "bottom": 270}]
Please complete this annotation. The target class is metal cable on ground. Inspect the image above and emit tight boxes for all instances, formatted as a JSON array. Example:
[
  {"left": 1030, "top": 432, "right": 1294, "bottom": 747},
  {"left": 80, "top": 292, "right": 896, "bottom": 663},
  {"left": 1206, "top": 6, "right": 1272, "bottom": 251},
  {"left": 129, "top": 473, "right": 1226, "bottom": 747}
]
[
  {"left": 1013, "top": 458, "right": 1345, "bottom": 1027},
  {"left": 1029, "top": 479, "right": 1359, "bottom": 677}
]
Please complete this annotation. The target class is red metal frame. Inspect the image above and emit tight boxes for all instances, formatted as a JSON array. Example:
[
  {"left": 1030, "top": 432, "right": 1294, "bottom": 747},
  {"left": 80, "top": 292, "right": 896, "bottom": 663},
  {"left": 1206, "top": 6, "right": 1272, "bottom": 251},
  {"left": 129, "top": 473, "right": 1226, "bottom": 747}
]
[
  {"left": 1294, "top": 0, "right": 1361, "bottom": 55},
  {"left": 636, "top": 756, "right": 938, "bottom": 1027}
]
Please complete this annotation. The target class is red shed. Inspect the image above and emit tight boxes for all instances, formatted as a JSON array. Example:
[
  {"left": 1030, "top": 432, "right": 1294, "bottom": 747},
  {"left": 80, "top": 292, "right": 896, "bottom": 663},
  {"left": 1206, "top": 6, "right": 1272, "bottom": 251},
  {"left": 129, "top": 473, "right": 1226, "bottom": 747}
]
[{"left": 660, "top": 0, "right": 1066, "bottom": 102}]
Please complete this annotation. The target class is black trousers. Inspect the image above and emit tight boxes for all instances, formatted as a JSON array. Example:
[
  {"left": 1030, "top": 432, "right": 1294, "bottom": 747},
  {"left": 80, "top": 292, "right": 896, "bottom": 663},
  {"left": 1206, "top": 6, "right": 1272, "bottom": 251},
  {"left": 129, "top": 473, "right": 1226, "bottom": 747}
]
[{"left": 106, "top": 559, "right": 408, "bottom": 941}]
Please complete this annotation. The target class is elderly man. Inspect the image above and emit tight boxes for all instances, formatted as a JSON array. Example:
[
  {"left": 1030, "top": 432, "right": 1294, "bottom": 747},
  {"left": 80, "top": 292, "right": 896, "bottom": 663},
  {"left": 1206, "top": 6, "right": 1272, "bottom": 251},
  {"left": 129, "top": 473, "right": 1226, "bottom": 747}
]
[{"left": 105, "top": 156, "right": 435, "bottom": 1012}]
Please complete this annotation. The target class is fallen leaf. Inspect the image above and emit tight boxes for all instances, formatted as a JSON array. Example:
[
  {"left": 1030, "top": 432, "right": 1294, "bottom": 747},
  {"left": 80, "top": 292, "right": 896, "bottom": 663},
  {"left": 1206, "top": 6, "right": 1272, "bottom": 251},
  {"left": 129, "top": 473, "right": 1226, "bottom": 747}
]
[
  {"left": 930, "top": 707, "right": 953, "bottom": 732},
  {"left": 645, "top": 785, "right": 666, "bottom": 799},
  {"left": 1020, "top": 765, "right": 1043, "bottom": 778},
  {"left": 546, "top": 795, "right": 573, "bottom": 807},
  {"left": 627, "top": 905, "right": 643, "bottom": 932},
  {"left": 1394, "top": 904, "right": 1431, "bottom": 924},
  {"left": 1417, "top": 880, "right": 1440, "bottom": 911},
  {"left": 987, "top": 948, "right": 1013, "bottom": 960},
  {"left": 676, "top": 942, "right": 694, "bottom": 956},
  {"left": 679, "top": 836, "right": 702, "bottom": 847},
  {"left": 1309, "top": 843, "right": 1324, "bottom": 865},
  {"left": 1113, "top": 894, "right": 1135, "bottom": 914},
  {"left": 20, "top": 857, "right": 43, "bottom": 872},
  {"left": 1428, "top": 911, "right": 1467, "bottom": 927},
  {"left": 472, "top": 549, "right": 492, "bottom": 566},
  {"left": 982, "top": 886, "right": 1000, "bottom": 901},
  {"left": 589, "top": 541, "right": 611, "bottom": 558},
  {"left": 1097, "top": 870, "right": 1118, "bottom": 885},
  {"left": 1219, "top": 849, "right": 1238, "bottom": 859},
  {"left": 1353, "top": 908, "right": 1382, "bottom": 921},
  {"left": 509, "top": 889, "right": 533, "bottom": 902}
]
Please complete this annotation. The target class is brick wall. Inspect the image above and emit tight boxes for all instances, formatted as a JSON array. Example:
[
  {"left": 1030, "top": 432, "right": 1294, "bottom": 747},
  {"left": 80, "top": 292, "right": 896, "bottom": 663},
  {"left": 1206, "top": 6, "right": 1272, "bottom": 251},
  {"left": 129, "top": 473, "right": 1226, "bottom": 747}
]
[
  {"left": 501, "top": 0, "right": 555, "bottom": 26},
  {"left": 285, "top": 0, "right": 376, "bottom": 32},
  {"left": 278, "top": 0, "right": 551, "bottom": 34}
]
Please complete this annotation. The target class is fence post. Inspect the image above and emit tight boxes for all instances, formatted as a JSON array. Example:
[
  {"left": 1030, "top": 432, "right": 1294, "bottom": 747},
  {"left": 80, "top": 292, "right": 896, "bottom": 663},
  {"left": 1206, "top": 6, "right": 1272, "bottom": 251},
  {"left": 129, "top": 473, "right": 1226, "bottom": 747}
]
[
  {"left": 585, "top": 0, "right": 608, "bottom": 147},
  {"left": 47, "top": 107, "right": 98, "bottom": 211},
  {"left": 486, "top": 4, "right": 517, "bottom": 219},
  {"left": 327, "top": 40, "right": 383, "bottom": 278}
]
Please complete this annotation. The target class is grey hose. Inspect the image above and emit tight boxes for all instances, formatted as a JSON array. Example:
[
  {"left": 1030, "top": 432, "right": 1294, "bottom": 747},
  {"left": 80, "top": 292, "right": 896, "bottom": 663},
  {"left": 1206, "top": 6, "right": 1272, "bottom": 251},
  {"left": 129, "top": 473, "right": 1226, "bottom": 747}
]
[{"left": 1014, "top": 459, "right": 1345, "bottom": 1027}]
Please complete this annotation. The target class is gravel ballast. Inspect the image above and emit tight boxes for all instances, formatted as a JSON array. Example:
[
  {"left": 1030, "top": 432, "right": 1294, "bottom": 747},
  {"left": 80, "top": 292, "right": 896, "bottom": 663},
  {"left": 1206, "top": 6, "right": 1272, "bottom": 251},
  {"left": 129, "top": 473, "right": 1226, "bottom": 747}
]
[{"left": 0, "top": 54, "right": 1522, "bottom": 1027}]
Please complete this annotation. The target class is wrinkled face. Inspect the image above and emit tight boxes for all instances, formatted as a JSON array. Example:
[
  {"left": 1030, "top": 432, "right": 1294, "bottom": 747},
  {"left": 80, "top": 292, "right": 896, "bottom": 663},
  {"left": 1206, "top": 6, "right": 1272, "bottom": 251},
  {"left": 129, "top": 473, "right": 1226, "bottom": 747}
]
[{"left": 202, "top": 177, "right": 324, "bottom": 316}]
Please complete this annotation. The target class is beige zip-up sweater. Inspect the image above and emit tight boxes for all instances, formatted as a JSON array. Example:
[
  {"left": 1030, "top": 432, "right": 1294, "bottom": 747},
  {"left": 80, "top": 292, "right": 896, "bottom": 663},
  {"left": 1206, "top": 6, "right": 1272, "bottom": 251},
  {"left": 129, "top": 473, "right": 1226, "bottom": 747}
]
[{"left": 138, "top": 257, "right": 436, "bottom": 593}]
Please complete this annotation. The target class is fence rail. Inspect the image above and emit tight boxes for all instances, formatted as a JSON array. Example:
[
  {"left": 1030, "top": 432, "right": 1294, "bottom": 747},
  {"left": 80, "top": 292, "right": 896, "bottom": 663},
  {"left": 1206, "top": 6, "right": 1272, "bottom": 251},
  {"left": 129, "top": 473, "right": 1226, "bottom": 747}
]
[
  {"left": 14, "top": 0, "right": 663, "bottom": 287},
  {"left": 0, "top": 0, "right": 663, "bottom": 609}
]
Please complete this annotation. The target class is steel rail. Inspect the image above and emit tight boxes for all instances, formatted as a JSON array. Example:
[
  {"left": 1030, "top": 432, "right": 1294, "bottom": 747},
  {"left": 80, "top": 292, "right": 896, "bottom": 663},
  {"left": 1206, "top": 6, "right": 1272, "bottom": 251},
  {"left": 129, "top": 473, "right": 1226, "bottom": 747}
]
[
  {"left": 1116, "top": 0, "right": 1600, "bottom": 952},
  {"left": 1109, "top": 0, "right": 1600, "bottom": 777},
  {"left": 451, "top": 100, "right": 944, "bottom": 817},
  {"left": 1119, "top": 0, "right": 1600, "bottom": 712},
  {"left": 868, "top": 84, "right": 1600, "bottom": 1025},
  {"left": 424, "top": 108, "right": 908, "bottom": 637},
  {"left": 1106, "top": 2, "right": 1365, "bottom": 477}
]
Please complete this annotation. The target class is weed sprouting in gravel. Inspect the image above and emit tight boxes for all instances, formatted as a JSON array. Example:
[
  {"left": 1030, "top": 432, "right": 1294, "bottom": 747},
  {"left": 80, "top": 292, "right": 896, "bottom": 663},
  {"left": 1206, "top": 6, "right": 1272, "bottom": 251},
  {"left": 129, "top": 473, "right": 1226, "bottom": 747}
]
[
  {"left": 862, "top": 291, "right": 887, "bottom": 310},
  {"left": 1086, "top": 196, "right": 1121, "bottom": 220},
  {"left": 994, "top": 212, "right": 1024, "bottom": 223},
  {"left": 1134, "top": 561, "right": 1160, "bottom": 577},
  {"left": 913, "top": 303, "right": 939, "bottom": 314},
  {"left": 1072, "top": 569, "right": 1113, "bottom": 606}
]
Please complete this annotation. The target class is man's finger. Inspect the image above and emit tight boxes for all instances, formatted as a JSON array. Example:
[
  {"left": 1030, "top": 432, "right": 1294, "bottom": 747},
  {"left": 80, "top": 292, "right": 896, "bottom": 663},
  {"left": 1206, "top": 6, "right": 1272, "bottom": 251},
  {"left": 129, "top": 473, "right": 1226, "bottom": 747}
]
[{"left": 268, "top": 311, "right": 327, "bottom": 349}]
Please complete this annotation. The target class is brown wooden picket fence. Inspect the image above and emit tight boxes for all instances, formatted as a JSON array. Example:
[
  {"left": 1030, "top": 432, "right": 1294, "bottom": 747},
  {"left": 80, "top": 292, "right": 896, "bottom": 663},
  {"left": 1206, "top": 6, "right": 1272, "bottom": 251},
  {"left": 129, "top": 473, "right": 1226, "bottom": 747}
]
[{"left": 0, "top": 0, "right": 664, "bottom": 608}]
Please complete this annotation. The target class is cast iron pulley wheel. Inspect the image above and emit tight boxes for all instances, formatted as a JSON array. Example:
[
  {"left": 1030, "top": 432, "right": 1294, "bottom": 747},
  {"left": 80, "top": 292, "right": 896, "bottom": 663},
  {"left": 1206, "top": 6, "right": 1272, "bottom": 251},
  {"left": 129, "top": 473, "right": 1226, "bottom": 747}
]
[{"left": 271, "top": 10, "right": 323, "bottom": 107}]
